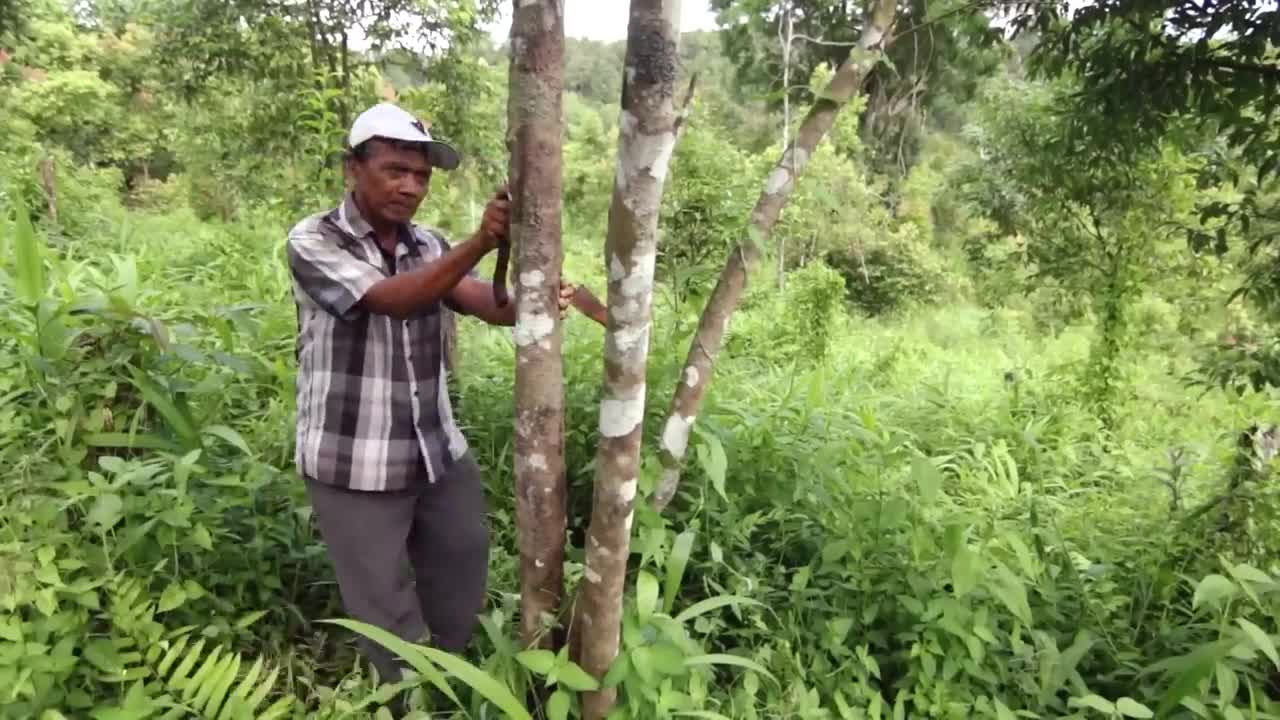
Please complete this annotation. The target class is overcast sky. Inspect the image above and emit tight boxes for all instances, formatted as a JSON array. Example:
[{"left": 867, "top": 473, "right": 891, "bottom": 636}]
[{"left": 486, "top": 1, "right": 721, "bottom": 43}]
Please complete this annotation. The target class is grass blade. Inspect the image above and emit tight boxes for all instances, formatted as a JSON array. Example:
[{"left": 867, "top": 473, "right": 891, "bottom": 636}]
[
  {"left": 674, "top": 595, "right": 765, "bottom": 625},
  {"left": 683, "top": 654, "right": 777, "bottom": 684},
  {"left": 11, "top": 195, "right": 44, "bottom": 305},
  {"left": 418, "top": 645, "right": 532, "bottom": 720},
  {"left": 664, "top": 530, "right": 695, "bottom": 614}
]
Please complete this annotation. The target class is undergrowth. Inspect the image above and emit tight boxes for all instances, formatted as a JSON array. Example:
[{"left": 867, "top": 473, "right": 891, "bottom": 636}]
[{"left": 4, "top": 199, "right": 1280, "bottom": 719}]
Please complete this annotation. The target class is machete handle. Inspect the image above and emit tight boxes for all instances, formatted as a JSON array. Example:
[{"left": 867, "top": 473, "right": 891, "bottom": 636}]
[{"left": 493, "top": 184, "right": 512, "bottom": 307}]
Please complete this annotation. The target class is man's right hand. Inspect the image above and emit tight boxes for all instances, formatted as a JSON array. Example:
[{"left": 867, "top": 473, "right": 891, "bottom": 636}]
[{"left": 478, "top": 185, "right": 511, "bottom": 250}]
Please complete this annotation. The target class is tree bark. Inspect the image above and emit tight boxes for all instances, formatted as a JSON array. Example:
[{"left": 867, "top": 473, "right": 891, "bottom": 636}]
[
  {"left": 507, "top": 0, "right": 567, "bottom": 652},
  {"left": 651, "top": 0, "right": 897, "bottom": 512},
  {"left": 574, "top": 2, "right": 682, "bottom": 717}
]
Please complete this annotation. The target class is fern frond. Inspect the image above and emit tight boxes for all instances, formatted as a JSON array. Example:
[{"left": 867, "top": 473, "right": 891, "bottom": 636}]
[
  {"left": 93, "top": 575, "right": 294, "bottom": 720},
  {"left": 153, "top": 635, "right": 293, "bottom": 720}
]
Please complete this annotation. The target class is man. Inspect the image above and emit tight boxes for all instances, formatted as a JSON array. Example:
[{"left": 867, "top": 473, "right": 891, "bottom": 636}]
[{"left": 284, "top": 102, "right": 606, "bottom": 689}]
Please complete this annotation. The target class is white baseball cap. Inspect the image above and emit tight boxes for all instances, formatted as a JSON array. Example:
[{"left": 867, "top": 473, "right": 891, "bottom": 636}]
[{"left": 348, "top": 102, "right": 461, "bottom": 170}]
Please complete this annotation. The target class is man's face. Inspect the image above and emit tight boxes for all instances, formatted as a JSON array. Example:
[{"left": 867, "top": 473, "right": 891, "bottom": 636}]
[{"left": 349, "top": 140, "right": 434, "bottom": 226}]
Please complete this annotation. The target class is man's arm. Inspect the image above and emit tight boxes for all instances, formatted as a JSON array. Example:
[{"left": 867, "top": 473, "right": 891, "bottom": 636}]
[
  {"left": 445, "top": 278, "right": 609, "bottom": 328},
  {"left": 360, "top": 234, "right": 496, "bottom": 318},
  {"left": 358, "top": 192, "right": 509, "bottom": 319},
  {"left": 446, "top": 275, "right": 518, "bottom": 326}
]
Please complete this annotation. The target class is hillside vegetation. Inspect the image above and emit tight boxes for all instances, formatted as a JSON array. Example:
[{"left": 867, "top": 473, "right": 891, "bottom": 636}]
[{"left": 3, "top": 1, "right": 1280, "bottom": 718}]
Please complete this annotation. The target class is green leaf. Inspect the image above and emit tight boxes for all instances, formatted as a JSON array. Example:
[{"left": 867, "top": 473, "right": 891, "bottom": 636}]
[
  {"left": 631, "top": 646, "right": 656, "bottom": 684},
  {"left": 993, "top": 566, "right": 1033, "bottom": 626},
  {"left": 1228, "top": 563, "right": 1271, "bottom": 585},
  {"left": 1237, "top": 618, "right": 1279, "bottom": 669},
  {"left": 664, "top": 531, "right": 695, "bottom": 614},
  {"left": 192, "top": 525, "right": 213, "bottom": 551},
  {"left": 674, "top": 595, "right": 765, "bottom": 625},
  {"left": 204, "top": 425, "right": 251, "bottom": 455},
  {"left": 84, "top": 433, "right": 181, "bottom": 452},
  {"left": 683, "top": 654, "right": 776, "bottom": 684},
  {"left": 1069, "top": 694, "right": 1115, "bottom": 715},
  {"left": 11, "top": 196, "right": 44, "bottom": 305},
  {"left": 1116, "top": 697, "right": 1153, "bottom": 718},
  {"left": 557, "top": 660, "right": 600, "bottom": 692},
  {"left": 602, "top": 651, "right": 631, "bottom": 689},
  {"left": 650, "top": 643, "right": 688, "bottom": 676},
  {"left": 87, "top": 494, "right": 125, "bottom": 531},
  {"left": 951, "top": 545, "right": 980, "bottom": 597},
  {"left": 129, "top": 369, "right": 200, "bottom": 448},
  {"left": 158, "top": 583, "right": 187, "bottom": 613},
  {"left": 1215, "top": 661, "right": 1238, "bottom": 704},
  {"left": 516, "top": 649, "right": 556, "bottom": 675},
  {"left": 637, "top": 571, "right": 659, "bottom": 623},
  {"left": 697, "top": 435, "right": 728, "bottom": 501},
  {"left": 84, "top": 639, "right": 124, "bottom": 674},
  {"left": 1192, "top": 574, "right": 1236, "bottom": 611},
  {"left": 234, "top": 610, "right": 268, "bottom": 630},
  {"left": 321, "top": 620, "right": 462, "bottom": 708},
  {"left": 547, "top": 690, "right": 571, "bottom": 720},
  {"left": 913, "top": 456, "right": 941, "bottom": 504},
  {"left": 418, "top": 644, "right": 532, "bottom": 720}
]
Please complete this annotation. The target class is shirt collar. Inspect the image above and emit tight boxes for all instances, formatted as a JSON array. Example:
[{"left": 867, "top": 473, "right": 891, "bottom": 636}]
[
  {"left": 338, "top": 191, "right": 375, "bottom": 240},
  {"left": 336, "top": 192, "right": 421, "bottom": 260}
]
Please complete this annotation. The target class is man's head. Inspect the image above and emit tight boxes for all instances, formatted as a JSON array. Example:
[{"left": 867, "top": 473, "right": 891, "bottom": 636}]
[{"left": 345, "top": 103, "right": 460, "bottom": 228}]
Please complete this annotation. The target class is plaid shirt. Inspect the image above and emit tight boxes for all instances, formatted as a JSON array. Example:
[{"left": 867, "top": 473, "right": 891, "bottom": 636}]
[{"left": 286, "top": 193, "right": 470, "bottom": 492}]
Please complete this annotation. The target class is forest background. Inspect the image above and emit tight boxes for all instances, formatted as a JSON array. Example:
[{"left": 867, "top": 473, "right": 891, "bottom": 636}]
[{"left": 3, "top": 0, "right": 1280, "bottom": 718}]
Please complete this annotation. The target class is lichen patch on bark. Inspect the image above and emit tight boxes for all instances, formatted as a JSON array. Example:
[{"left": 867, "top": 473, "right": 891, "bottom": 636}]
[{"left": 599, "top": 394, "right": 645, "bottom": 438}]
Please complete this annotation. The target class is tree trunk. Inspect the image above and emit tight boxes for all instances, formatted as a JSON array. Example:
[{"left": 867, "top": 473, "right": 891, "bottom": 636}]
[
  {"left": 574, "top": 2, "right": 683, "bottom": 717},
  {"left": 38, "top": 156, "right": 56, "bottom": 224},
  {"left": 507, "top": 0, "right": 567, "bottom": 652},
  {"left": 651, "top": 0, "right": 897, "bottom": 512}
]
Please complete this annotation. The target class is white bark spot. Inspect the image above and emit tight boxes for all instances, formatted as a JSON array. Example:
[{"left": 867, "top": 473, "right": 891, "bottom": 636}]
[
  {"left": 513, "top": 308, "right": 553, "bottom": 347},
  {"left": 781, "top": 146, "right": 809, "bottom": 172},
  {"left": 662, "top": 414, "right": 695, "bottom": 460},
  {"left": 765, "top": 167, "right": 791, "bottom": 196},
  {"left": 624, "top": 511, "right": 634, "bottom": 533},
  {"left": 535, "top": 559, "right": 545, "bottom": 568},
  {"left": 620, "top": 131, "right": 677, "bottom": 207},
  {"left": 520, "top": 269, "right": 545, "bottom": 287},
  {"left": 611, "top": 322, "right": 650, "bottom": 356},
  {"left": 619, "top": 478, "right": 637, "bottom": 503},
  {"left": 599, "top": 394, "right": 645, "bottom": 438},
  {"left": 621, "top": 252, "right": 656, "bottom": 297},
  {"left": 684, "top": 366, "right": 700, "bottom": 388},
  {"left": 862, "top": 26, "right": 886, "bottom": 51},
  {"left": 584, "top": 567, "right": 602, "bottom": 584},
  {"left": 609, "top": 254, "right": 627, "bottom": 281},
  {"left": 529, "top": 453, "right": 547, "bottom": 471}
]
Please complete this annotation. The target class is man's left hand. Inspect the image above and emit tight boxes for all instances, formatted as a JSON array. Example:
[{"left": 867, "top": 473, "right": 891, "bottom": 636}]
[{"left": 558, "top": 281, "right": 577, "bottom": 319}]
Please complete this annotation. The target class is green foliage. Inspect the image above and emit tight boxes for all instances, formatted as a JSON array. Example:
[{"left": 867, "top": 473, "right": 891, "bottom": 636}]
[
  {"left": 659, "top": 122, "right": 764, "bottom": 305},
  {"left": 5, "top": 4, "right": 1280, "bottom": 719}
]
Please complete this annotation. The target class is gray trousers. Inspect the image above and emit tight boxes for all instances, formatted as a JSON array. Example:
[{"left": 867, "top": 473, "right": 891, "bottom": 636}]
[{"left": 305, "top": 453, "right": 490, "bottom": 684}]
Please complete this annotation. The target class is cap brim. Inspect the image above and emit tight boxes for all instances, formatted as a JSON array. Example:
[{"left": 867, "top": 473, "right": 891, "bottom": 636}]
[{"left": 425, "top": 141, "right": 461, "bottom": 171}]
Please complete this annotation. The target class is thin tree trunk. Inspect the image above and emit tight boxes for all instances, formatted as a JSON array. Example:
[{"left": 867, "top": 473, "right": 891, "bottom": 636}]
[
  {"left": 651, "top": 0, "right": 897, "bottom": 512},
  {"left": 508, "top": 0, "right": 567, "bottom": 652},
  {"left": 575, "top": 2, "right": 683, "bottom": 717},
  {"left": 39, "top": 156, "right": 56, "bottom": 224}
]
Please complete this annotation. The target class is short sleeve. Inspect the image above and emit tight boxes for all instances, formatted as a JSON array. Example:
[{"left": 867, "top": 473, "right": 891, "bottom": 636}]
[{"left": 287, "top": 223, "right": 384, "bottom": 319}]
